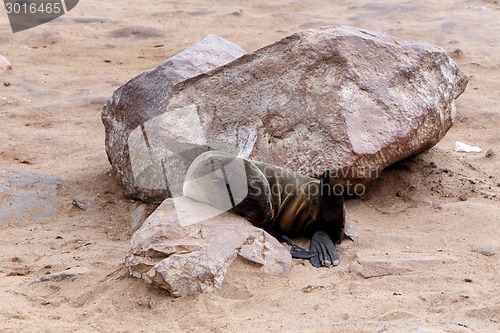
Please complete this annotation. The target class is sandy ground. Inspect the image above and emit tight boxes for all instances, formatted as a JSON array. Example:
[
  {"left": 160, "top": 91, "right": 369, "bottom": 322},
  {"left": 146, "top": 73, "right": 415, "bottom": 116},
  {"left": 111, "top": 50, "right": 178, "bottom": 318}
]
[{"left": 1, "top": 0, "right": 499, "bottom": 332}]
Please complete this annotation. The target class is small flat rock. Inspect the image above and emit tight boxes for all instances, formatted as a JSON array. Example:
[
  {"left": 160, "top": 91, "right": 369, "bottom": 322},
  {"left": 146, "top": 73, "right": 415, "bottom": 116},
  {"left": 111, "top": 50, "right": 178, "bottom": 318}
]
[
  {"left": 29, "top": 266, "right": 89, "bottom": 285},
  {"left": 470, "top": 245, "right": 495, "bottom": 256},
  {"left": 349, "top": 251, "right": 456, "bottom": 278},
  {"left": 72, "top": 194, "right": 97, "bottom": 212},
  {"left": 124, "top": 197, "right": 291, "bottom": 297},
  {"left": 0, "top": 167, "right": 61, "bottom": 222},
  {"left": 344, "top": 223, "right": 358, "bottom": 240},
  {"left": 0, "top": 55, "right": 12, "bottom": 74}
]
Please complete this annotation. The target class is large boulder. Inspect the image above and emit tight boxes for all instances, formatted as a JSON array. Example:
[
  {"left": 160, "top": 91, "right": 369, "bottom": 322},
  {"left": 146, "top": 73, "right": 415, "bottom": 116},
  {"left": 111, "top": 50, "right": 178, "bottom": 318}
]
[
  {"left": 124, "top": 197, "right": 291, "bottom": 297},
  {"left": 103, "top": 26, "right": 468, "bottom": 203},
  {"left": 102, "top": 34, "right": 247, "bottom": 201}
]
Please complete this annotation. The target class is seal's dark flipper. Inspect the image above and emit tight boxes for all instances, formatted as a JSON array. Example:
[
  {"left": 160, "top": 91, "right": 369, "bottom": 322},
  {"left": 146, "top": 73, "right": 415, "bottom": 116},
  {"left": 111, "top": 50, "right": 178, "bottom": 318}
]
[
  {"left": 282, "top": 235, "right": 315, "bottom": 259},
  {"left": 309, "top": 231, "right": 340, "bottom": 268},
  {"left": 282, "top": 235, "right": 307, "bottom": 252},
  {"left": 290, "top": 250, "right": 315, "bottom": 259},
  {"left": 260, "top": 223, "right": 313, "bottom": 258}
]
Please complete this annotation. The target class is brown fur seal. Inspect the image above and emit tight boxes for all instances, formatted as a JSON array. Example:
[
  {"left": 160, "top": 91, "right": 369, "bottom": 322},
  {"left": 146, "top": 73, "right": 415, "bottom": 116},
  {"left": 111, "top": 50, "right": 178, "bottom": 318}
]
[{"left": 183, "top": 151, "right": 346, "bottom": 267}]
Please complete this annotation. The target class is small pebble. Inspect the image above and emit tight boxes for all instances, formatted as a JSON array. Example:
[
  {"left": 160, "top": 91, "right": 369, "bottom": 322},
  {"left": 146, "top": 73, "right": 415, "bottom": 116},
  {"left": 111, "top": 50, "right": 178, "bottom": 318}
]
[
  {"left": 486, "top": 147, "right": 496, "bottom": 158},
  {"left": 451, "top": 48, "right": 463, "bottom": 59},
  {"left": 4, "top": 82, "right": 10, "bottom": 87},
  {"left": 72, "top": 194, "right": 96, "bottom": 212},
  {"left": 0, "top": 55, "right": 12, "bottom": 74}
]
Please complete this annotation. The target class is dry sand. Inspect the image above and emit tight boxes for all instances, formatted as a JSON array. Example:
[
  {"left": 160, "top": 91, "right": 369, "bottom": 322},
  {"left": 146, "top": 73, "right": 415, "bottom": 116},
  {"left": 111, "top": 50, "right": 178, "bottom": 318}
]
[{"left": 1, "top": 0, "right": 499, "bottom": 332}]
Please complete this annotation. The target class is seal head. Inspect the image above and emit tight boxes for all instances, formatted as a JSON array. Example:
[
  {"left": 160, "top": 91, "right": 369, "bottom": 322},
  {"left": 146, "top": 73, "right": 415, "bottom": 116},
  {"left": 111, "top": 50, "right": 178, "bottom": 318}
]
[{"left": 183, "top": 151, "right": 274, "bottom": 225}]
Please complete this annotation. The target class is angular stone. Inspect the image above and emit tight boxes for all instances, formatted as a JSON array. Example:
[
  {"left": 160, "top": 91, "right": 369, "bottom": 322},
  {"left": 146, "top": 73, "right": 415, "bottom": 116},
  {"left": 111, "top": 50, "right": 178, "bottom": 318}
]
[
  {"left": 124, "top": 197, "right": 291, "bottom": 297},
  {"left": 103, "top": 26, "right": 468, "bottom": 203},
  {"left": 0, "top": 55, "right": 12, "bottom": 74},
  {"left": 0, "top": 167, "right": 61, "bottom": 222},
  {"left": 102, "top": 34, "right": 247, "bottom": 202},
  {"left": 349, "top": 251, "right": 456, "bottom": 278}
]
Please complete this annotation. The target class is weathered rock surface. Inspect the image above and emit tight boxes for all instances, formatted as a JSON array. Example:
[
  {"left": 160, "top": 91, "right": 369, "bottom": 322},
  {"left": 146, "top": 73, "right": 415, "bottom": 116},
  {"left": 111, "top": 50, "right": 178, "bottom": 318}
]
[
  {"left": 349, "top": 251, "right": 456, "bottom": 279},
  {"left": 124, "top": 197, "right": 291, "bottom": 297},
  {"left": 103, "top": 26, "right": 468, "bottom": 203},
  {"left": 130, "top": 203, "right": 148, "bottom": 232},
  {"left": 102, "top": 34, "right": 247, "bottom": 202},
  {"left": 0, "top": 55, "right": 12, "bottom": 74},
  {"left": 0, "top": 167, "right": 61, "bottom": 222}
]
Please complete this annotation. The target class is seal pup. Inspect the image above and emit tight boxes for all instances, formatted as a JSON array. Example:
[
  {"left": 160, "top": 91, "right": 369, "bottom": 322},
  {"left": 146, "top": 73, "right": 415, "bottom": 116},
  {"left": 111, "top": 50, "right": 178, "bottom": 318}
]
[{"left": 183, "top": 151, "right": 346, "bottom": 268}]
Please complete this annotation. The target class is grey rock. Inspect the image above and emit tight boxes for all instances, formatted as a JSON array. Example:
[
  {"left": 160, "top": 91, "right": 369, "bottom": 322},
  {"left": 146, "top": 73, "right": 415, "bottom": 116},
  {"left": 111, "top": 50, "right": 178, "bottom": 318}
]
[
  {"left": 349, "top": 251, "right": 456, "bottom": 278},
  {"left": 103, "top": 26, "right": 468, "bottom": 203},
  {"left": 29, "top": 266, "right": 89, "bottom": 285},
  {"left": 470, "top": 244, "right": 495, "bottom": 256},
  {"left": 72, "top": 194, "right": 97, "bottom": 212},
  {"left": 102, "top": 34, "right": 247, "bottom": 202},
  {"left": 124, "top": 197, "right": 291, "bottom": 297},
  {"left": 344, "top": 222, "right": 358, "bottom": 241},
  {"left": 0, "top": 167, "right": 61, "bottom": 222},
  {"left": 485, "top": 147, "right": 497, "bottom": 158}
]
